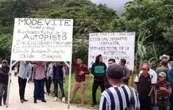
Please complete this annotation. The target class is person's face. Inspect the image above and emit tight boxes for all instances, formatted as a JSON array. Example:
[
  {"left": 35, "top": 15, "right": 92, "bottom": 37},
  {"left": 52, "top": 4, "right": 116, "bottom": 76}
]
[
  {"left": 99, "top": 56, "right": 103, "bottom": 62},
  {"left": 158, "top": 76, "right": 165, "bottom": 82},
  {"left": 108, "top": 61, "right": 114, "bottom": 67},
  {"left": 142, "top": 67, "right": 149, "bottom": 74},
  {"left": 2, "top": 62, "right": 7, "bottom": 67},
  {"left": 76, "top": 59, "right": 82, "bottom": 65}
]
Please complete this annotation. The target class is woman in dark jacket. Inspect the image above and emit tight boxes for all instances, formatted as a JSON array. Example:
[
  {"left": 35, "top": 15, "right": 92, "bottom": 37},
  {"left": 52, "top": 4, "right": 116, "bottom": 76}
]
[{"left": 91, "top": 54, "right": 107, "bottom": 106}]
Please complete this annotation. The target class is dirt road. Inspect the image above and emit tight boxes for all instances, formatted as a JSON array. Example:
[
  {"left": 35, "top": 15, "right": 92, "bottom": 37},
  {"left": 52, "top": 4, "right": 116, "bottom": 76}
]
[{"left": 0, "top": 76, "right": 95, "bottom": 110}]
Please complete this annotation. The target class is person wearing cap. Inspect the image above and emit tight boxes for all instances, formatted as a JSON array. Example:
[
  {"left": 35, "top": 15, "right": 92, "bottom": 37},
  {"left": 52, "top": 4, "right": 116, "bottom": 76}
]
[
  {"left": 99, "top": 64, "right": 140, "bottom": 110},
  {"left": 91, "top": 54, "right": 107, "bottom": 106},
  {"left": 159, "top": 54, "right": 171, "bottom": 70},
  {"left": 156, "top": 59, "right": 169, "bottom": 77},
  {"left": 134, "top": 63, "right": 153, "bottom": 110},
  {"left": 0, "top": 60, "right": 9, "bottom": 106},
  {"left": 156, "top": 72, "right": 171, "bottom": 110}
]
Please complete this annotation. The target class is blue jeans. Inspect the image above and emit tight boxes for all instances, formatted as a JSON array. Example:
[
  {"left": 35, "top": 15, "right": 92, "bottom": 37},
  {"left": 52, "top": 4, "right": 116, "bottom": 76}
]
[{"left": 34, "top": 79, "right": 45, "bottom": 100}]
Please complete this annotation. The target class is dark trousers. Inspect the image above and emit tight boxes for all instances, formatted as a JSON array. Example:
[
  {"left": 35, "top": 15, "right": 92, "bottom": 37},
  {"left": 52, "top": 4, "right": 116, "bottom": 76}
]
[
  {"left": 92, "top": 80, "right": 105, "bottom": 105},
  {"left": 34, "top": 79, "right": 45, "bottom": 100},
  {"left": 0, "top": 84, "right": 7, "bottom": 105},
  {"left": 139, "top": 94, "right": 152, "bottom": 110},
  {"left": 18, "top": 77, "right": 27, "bottom": 100},
  {"left": 53, "top": 80, "right": 65, "bottom": 97},
  {"left": 170, "top": 93, "right": 173, "bottom": 110},
  {"left": 158, "top": 97, "right": 169, "bottom": 110},
  {"left": 45, "top": 77, "right": 52, "bottom": 94}
]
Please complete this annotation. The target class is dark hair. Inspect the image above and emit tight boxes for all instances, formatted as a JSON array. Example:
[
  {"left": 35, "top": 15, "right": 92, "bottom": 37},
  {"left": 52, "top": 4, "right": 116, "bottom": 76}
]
[
  {"left": 95, "top": 54, "right": 102, "bottom": 64},
  {"left": 108, "top": 58, "right": 115, "bottom": 63},
  {"left": 107, "top": 64, "right": 124, "bottom": 79},
  {"left": 120, "top": 59, "right": 126, "bottom": 65}
]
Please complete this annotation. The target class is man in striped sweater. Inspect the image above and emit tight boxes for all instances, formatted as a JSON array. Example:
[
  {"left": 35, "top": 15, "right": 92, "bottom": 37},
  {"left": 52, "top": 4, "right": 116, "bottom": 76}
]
[{"left": 99, "top": 64, "right": 140, "bottom": 110}]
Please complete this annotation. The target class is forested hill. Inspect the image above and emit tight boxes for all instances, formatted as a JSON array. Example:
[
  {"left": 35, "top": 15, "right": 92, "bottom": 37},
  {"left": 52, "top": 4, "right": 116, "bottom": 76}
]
[{"left": 0, "top": 0, "right": 173, "bottom": 66}]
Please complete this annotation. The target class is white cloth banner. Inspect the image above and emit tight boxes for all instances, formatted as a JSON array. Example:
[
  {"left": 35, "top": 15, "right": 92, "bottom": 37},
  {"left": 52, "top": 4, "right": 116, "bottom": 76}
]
[
  {"left": 11, "top": 18, "right": 73, "bottom": 61},
  {"left": 88, "top": 32, "right": 135, "bottom": 70}
]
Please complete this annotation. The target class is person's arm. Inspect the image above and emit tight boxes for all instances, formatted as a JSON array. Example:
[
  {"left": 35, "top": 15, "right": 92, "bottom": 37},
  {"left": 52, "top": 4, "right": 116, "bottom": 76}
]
[
  {"left": 83, "top": 64, "right": 89, "bottom": 75},
  {"left": 99, "top": 95, "right": 108, "bottom": 110},
  {"left": 159, "top": 82, "right": 172, "bottom": 94},
  {"left": 134, "top": 75, "right": 139, "bottom": 89},
  {"left": 32, "top": 65, "right": 36, "bottom": 81},
  {"left": 27, "top": 64, "right": 33, "bottom": 81},
  {"left": 91, "top": 63, "right": 95, "bottom": 75}
]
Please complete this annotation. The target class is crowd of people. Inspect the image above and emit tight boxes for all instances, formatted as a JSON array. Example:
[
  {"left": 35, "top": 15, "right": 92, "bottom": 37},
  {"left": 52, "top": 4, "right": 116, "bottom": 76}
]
[{"left": 0, "top": 54, "right": 173, "bottom": 110}]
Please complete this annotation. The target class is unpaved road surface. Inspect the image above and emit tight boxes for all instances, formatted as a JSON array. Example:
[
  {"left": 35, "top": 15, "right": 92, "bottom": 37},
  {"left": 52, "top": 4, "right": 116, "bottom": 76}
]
[{"left": 0, "top": 76, "right": 95, "bottom": 110}]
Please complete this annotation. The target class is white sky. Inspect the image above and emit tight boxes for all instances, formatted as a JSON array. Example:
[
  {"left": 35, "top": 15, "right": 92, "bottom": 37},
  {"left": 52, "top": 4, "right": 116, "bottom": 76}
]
[{"left": 90, "top": 0, "right": 132, "bottom": 15}]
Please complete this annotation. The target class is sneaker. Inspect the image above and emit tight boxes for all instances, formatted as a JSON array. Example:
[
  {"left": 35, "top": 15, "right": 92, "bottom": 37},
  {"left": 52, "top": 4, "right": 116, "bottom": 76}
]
[
  {"left": 54, "top": 97, "right": 58, "bottom": 101},
  {"left": 23, "top": 99, "right": 28, "bottom": 102},
  {"left": 62, "top": 97, "right": 66, "bottom": 103},
  {"left": 20, "top": 99, "right": 24, "bottom": 103},
  {"left": 41, "top": 99, "right": 46, "bottom": 103},
  {"left": 34, "top": 99, "right": 37, "bottom": 103}
]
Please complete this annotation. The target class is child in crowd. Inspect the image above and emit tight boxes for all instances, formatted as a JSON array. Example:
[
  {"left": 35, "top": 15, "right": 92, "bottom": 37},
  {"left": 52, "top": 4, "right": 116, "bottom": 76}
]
[{"left": 156, "top": 72, "right": 171, "bottom": 110}]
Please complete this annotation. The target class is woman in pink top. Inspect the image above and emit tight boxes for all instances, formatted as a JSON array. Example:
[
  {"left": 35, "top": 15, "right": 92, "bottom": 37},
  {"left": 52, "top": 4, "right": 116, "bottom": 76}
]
[{"left": 32, "top": 62, "right": 46, "bottom": 103}]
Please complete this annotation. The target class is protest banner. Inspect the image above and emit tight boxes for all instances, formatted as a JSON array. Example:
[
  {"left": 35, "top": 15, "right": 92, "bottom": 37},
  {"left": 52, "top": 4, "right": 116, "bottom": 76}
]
[
  {"left": 11, "top": 18, "right": 73, "bottom": 61},
  {"left": 7, "top": 18, "right": 73, "bottom": 108},
  {"left": 88, "top": 32, "right": 135, "bottom": 70}
]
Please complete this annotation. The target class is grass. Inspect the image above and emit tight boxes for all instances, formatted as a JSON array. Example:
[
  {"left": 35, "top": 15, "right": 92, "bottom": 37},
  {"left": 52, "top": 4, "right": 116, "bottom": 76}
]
[
  {"left": 64, "top": 74, "right": 102, "bottom": 105},
  {"left": 51, "top": 72, "right": 136, "bottom": 108}
]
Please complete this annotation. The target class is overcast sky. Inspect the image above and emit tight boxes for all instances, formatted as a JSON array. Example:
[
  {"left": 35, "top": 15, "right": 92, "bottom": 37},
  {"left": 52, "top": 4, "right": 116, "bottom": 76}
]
[{"left": 90, "top": 0, "right": 132, "bottom": 15}]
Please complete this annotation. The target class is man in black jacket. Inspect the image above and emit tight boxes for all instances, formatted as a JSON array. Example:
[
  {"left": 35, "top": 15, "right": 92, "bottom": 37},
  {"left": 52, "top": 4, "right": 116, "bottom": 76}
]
[{"left": 53, "top": 62, "right": 65, "bottom": 101}]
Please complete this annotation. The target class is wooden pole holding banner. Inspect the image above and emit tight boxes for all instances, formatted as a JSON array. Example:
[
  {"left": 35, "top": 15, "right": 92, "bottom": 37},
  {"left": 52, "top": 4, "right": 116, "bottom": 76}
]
[
  {"left": 65, "top": 61, "right": 72, "bottom": 109},
  {"left": 6, "top": 61, "right": 18, "bottom": 107}
]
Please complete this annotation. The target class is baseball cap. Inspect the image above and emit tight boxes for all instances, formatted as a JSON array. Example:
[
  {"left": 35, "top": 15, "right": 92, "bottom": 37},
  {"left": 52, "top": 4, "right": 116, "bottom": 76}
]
[
  {"left": 159, "top": 72, "right": 166, "bottom": 78},
  {"left": 106, "top": 64, "right": 124, "bottom": 79},
  {"left": 2, "top": 60, "right": 8, "bottom": 64}
]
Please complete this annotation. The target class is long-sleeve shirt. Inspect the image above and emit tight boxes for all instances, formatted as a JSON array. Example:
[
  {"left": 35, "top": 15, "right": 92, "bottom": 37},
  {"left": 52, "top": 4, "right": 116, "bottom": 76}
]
[
  {"left": 33, "top": 64, "right": 45, "bottom": 80},
  {"left": 18, "top": 61, "right": 32, "bottom": 79},
  {"left": 74, "top": 64, "right": 89, "bottom": 82}
]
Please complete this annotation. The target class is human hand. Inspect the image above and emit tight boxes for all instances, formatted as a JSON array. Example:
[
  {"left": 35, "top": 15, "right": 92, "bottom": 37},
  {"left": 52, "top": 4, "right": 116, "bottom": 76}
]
[
  {"left": 159, "top": 87, "right": 167, "bottom": 91},
  {"left": 79, "top": 71, "right": 84, "bottom": 75}
]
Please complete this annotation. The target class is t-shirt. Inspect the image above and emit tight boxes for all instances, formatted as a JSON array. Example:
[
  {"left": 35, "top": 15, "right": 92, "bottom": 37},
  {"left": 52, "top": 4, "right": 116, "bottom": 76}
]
[
  {"left": 99, "top": 84, "right": 140, "bottom": 110},
  {"left": 156, "top": 81, "right": 170, "bottom": 98}
]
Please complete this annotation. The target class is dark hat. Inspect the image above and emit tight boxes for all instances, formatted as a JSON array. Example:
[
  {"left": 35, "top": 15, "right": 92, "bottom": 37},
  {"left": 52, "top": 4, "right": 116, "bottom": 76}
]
[{"left": 106, "top": 64, "right": 124, "bottom": 79}]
